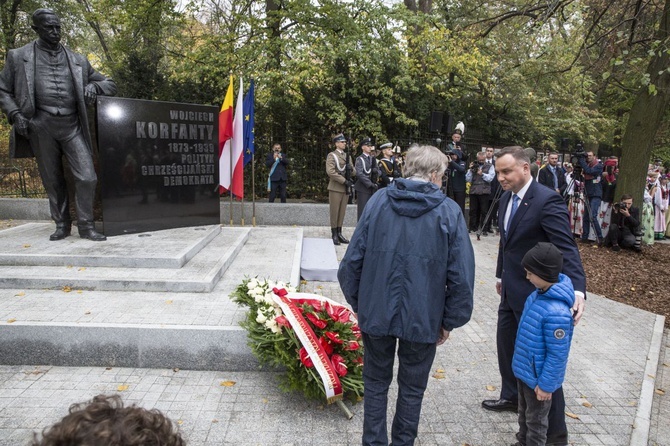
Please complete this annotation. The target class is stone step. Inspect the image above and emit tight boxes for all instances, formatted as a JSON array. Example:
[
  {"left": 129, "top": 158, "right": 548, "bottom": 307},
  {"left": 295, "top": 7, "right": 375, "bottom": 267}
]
[
  {"left": 0, "top": 223, "right": 221, "bottom": 268},
  {"left": 0, "top": 226, "right": 304, "bottom": 371},
  {"left": 0, "top": 226, "right": 250, "bottom": 293}
]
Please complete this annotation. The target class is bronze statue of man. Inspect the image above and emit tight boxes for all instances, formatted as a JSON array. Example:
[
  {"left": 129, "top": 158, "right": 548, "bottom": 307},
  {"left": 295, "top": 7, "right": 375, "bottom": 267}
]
[{"left": 0, "top": 8, "right": 117, "bottom": 241}]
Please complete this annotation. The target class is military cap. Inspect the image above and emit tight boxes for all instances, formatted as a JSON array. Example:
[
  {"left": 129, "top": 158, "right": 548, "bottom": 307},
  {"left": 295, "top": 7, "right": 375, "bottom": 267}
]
[
  {"left": 333, "top": 134, "right": 346, "bottom": 143},
  {"left": 379, "top": 142, "right": 393, "bottom": 149}
]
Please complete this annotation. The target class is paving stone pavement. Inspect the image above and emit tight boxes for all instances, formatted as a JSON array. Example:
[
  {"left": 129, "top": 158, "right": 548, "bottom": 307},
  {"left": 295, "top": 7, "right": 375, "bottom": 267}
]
[
  {"left": 0, "top": 224, "right": 665, "bottom": 445},
  {"left": 648, "top": 329, "right": 669, "bottom": 446}
]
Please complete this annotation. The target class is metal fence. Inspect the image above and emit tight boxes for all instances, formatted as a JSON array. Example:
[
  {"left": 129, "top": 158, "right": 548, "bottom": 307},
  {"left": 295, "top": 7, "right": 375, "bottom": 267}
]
[
  {"left": 0, "top": 158, "right": 47, "bottom": 198},
  {"left": 0, "top": 130, "right": 517, "bottom": 202}
]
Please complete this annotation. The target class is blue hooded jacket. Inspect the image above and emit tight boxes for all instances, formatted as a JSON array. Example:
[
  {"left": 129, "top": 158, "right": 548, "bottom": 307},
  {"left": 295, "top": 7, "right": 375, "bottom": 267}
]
[
  {"left": 337, "top": 178, "right": 475, "bottom": 343},
  {"left": 512, "top": 273, "right": 575, "bottom": 393}
]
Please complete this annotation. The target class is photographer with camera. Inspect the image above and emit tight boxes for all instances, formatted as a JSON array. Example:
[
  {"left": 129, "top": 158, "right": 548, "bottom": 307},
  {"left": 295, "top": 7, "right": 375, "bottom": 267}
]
[
  {"left": 265, "top": 143, "right": 290, "bottom": 203},
  {"left": 466, "top": 151, "right": 495, "bottom": 234},
  {"left": 605, "top": 194, "right": 641, "bottom": 252},
  {"left": 577, "top": 151, "right": 604, "bottom": 244}
]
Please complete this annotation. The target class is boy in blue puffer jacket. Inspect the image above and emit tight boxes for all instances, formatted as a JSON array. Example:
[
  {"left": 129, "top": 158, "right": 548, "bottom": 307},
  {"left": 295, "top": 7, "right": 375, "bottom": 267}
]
[{"left": 512, "top": 242, "right": 575, "bottom": 446}]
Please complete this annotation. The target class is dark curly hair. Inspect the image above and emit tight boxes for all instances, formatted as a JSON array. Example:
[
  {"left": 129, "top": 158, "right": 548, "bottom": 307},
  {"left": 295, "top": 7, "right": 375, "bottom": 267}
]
[{"left": 32, "top": 394, "right": 185, "bottom": 446}]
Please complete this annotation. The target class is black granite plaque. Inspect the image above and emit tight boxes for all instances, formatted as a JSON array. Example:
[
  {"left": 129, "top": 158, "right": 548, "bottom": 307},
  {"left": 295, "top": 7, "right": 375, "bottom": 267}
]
[{"left": 97, "top": 97, "right": 220, "bottom": 236}]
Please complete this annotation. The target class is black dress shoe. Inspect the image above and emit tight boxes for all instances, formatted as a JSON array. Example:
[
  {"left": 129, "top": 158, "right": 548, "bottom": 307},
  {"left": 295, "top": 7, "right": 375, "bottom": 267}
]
[
  {"left": 49, "top": 226, "right": 71, "bottom": 241},
  {"left": 79, "top": 228, "right": 107, "bottom": 241},
  {"left": 481, "top": 398, "right": 518, "bottom": 413},
  {"left": 337, "top": 227, "right": 349, "bottom": 244}
]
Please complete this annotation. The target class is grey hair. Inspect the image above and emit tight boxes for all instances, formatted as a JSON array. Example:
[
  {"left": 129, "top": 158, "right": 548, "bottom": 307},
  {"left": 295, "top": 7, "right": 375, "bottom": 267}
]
[{"left": 403, "top": 145, "right": 448, "bottom": 181}]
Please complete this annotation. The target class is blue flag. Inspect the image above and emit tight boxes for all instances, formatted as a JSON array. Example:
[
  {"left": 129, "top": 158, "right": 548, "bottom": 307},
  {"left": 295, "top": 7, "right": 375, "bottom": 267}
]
[{"left": 243, "top": 79, "right": 255, "bottom": 166}]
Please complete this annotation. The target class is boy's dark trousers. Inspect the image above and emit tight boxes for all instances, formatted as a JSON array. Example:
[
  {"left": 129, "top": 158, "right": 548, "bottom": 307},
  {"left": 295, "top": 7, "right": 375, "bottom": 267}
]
[{"left": 516, "top": 380, "right": 552, "bottom": 446}]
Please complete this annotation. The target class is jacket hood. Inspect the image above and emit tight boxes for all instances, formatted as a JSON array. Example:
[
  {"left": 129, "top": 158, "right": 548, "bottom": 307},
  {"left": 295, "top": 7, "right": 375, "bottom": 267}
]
[
  {"left": 539, "top": 273, "right": 575, "bottom": 307},
  {"left": 386, "top": 178, "right": 447, "bottom": 217}
]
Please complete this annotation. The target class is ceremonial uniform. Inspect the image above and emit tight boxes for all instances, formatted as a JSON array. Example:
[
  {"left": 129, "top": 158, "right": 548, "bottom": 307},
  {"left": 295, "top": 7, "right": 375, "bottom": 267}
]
[
  {"left": 354, "top": 138, "right": 379, "bottom": 219},
  {"left": 326, "top": 134, "right": 354, "bottom": 244}
]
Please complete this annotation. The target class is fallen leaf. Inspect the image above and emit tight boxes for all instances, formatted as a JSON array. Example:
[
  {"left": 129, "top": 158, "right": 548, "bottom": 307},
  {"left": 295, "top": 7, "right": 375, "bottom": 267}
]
[
  {"left": 300, "top": 280, "right": 307, "bottom": 285},
  {"left": 486, "top": 385, "right": 496, "bottom": 391},
  {"left": 106, "top": 367, "right": 112, "bottom": 370},
  {"left": 76, "top": 290, "right": 82, "bottom": 294},
  {"left": 432, "top": 372, "right": 445, "bottom": 379},
  {"left": 436, "top": 368, "right": 445, "bottom": 373},
  {"left": 262, "top": 398, "right": 268, "bottom": 403},
  {"left": 15, "top": 292, "right": 25, "bottom": 297},
  {"left": 317, "top": 286, "right": 323, "bottom": 290},
  {"left": 173, "top": 368, "right": 180, "bottom": 373},
  {"left": 220, "top": 380, "right": 236, "bottom": 387},
  {"left": 648, "top": 374, "right": 655, "bottom": 379},
  {"left": 655, "top": 388, "right": 665, "bottom": 395},
  {"left": 84, "top": 311, "right": 91, "bottom": 315},
  {"left": 631, "top": 287, "right": 635, "bottom": 291},
  {"left": 62, "top": 286, "right": 72, "bottom": 293},
  {"left": 66, "top": 265, "right": 73, "bottom": 269},
  {"left": 212, "top": 419, "right": 219, "bottom": 423},
  {"left": 78, "top": 267, "right": 86, "bottom": 271},
  {"left": 117, "top": 384, "right": 129, "bottom": 391},
  {"left": 165, "top": 300, "right": 173, "bottom": 305},
  {"left": 22, "top": 244, "right": 31, "bottom": 248},
  {"left": 565, "top": 412, "right": 580, "bottom": 420},
  {"left": 582, "top": 401, "right": 593, "bottom": 408},
  {"left": 177, "top": 420, "right": 183, "bottom": 425},
  {"left": 628, "top": 401, "right": 638, "bottom": 406},
  {"left": 664, "top": 363, "right": 669, "bottom": 367},
  {"left": 6, "top": 318, "right": 16, "bottom": 323}
]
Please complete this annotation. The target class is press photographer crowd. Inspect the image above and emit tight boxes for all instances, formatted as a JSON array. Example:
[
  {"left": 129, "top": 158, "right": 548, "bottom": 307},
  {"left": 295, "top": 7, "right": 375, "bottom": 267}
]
[{"left": 312, "top": 126, "right": 670, "bottom": 251}]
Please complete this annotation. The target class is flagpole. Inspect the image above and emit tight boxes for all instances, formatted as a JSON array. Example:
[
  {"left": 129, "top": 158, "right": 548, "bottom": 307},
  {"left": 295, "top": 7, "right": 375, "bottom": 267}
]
[
  {"left": 252, "top": 153, "right": 256, "bottom": 226},
  {"left": 229, "top": 73, "right": 234, "bottom": 226},
  {"left": 241, "top": 187, "right": 245, "bottom": 226}
]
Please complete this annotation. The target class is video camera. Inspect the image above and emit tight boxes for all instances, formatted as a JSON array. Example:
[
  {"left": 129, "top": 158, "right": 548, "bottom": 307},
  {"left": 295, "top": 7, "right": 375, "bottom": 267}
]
[
  {"left": 570, "top": 141, "right": 586, "bottom": 177},
  {"left": 613, "top": 201, "right": 628, "bottom": 211}
]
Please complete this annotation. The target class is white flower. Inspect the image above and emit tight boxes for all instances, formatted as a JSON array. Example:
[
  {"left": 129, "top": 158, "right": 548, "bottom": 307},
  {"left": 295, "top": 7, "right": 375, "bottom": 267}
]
[
  {"left": 248, "top": 278, "right": 259, "bottom": 290},
  {"left": 256, "top": 310, "right": 267, "bottom": 324}
]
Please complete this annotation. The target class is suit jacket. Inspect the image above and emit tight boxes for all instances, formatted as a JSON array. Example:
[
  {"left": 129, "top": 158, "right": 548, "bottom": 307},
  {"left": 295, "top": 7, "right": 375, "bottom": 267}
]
[
  {"left": 537, "top": 165, "right": 567, "bottom": 195},
  {"left": 265, "top": 152, "right": 289, "bottom": 181},
  {"left": 496, "top": 180, "right": 586, "bottom": 313},
  {"left": 326, "top": 149, "right": 354, "bottom": 193},
  {"left": 0, "top": 41, "right": 117, "bottom": 158}
]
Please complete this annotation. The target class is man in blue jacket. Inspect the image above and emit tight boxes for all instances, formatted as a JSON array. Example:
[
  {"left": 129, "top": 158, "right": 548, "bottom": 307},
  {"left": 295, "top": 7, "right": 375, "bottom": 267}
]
[
  {"left": 338, "top": 145, "right": 475, "bottom": 446},
  {"left": 265, "top": 143, "right": 289, "bottom": 203}
]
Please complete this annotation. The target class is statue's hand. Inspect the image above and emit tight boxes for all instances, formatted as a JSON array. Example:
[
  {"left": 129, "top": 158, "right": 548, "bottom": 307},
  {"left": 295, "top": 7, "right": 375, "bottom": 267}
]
[
  {"left": 84, "top": 84, "right": 98, "bottom": 105},
  {"left": 14, "top": 113, "right": 29, "bottom": 137}
]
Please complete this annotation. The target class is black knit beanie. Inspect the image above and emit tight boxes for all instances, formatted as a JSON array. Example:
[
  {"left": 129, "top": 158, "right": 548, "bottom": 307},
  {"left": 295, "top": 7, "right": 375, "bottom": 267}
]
[{"left": 522, "top": 242, "right": 563, "bottom": 283}]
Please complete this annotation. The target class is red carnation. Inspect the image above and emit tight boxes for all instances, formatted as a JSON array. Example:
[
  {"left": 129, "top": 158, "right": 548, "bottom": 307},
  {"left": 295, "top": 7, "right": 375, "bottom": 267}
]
[
  {"left": 346, "top": 341, "right": 360, "bottom": 351},
  {"left": 299, "top": 347, "right": 314, "bottom": 368},
  {"left": 306, "top": 312, "right": 327, "bottom": 329},
  {"left": 275, "top": 315, "right": 291, "bottom": 328},
  {"left": 331, "top": 354, "right": 348, "bottom": 377},
  {"left": 326, "top": 331, "right": 344, "bottom": 344},
  {"left": 310, "top": 300, "right": 324, "bottom": 312},
  {"left": 319, "top": 336, "right": 334, "bottom": 355}
]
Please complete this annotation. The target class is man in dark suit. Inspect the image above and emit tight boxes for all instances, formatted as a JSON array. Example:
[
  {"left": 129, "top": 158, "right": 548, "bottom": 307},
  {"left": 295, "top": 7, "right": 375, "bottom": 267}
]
[
  {"left": 482, "top": 146, "right": 586, "bottom": 446},
  {"left": 265, "top": 143, "right": 289, "bottom": 203},
  {"left": 0, "top": 8, "right": 117, "bottom": 241},
  {"left": 537, "top": 152, "right": 567, "bottom": 196}
]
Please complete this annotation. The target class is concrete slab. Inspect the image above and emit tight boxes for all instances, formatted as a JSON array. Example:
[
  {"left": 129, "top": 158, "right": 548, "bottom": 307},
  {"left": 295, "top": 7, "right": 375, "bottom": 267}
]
[
  {"left": 300, "top": 237, "right": 338, "bottom": 281},
  {"left": 0, "top": 227, "right": 250, "bottom": 292},
  {"left": 0, "top": 223, "right": 221, "bottom": 268}
]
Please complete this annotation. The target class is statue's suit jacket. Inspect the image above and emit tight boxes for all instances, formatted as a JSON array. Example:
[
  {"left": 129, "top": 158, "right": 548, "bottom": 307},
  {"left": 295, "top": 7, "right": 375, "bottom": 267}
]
[
  {"left": 496, "top": 179, "right": 586, "bottom": 314},
  {"left": 0, "top": 41, "right": 117, "bottom": 158}
]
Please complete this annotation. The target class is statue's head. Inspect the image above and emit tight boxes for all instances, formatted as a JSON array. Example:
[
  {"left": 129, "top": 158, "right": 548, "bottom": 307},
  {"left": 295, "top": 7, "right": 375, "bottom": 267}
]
[{"left": 31, "top": 9, "right": 61, "bottom": 46}]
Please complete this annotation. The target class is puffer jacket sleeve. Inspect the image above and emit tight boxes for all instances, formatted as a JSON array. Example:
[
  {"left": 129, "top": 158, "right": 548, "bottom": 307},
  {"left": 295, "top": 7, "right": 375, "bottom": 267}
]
[
  {"left": 442, "top": 209, "right": 475, "bottom": 331},
  {"left": 537, "top": 309, "right": 573, "bottom": 393}
]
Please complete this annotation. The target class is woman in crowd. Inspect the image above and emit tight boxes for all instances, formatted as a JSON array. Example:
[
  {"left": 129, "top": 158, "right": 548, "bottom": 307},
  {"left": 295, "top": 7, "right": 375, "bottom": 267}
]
[{"left": 654, "top": 174, "right": 669, "bottom": 240}]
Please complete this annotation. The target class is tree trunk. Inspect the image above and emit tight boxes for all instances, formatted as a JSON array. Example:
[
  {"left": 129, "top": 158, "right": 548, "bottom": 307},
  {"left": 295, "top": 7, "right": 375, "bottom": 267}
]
[{"left": 618, "top": 0, "right": 670, "bottom": 206}]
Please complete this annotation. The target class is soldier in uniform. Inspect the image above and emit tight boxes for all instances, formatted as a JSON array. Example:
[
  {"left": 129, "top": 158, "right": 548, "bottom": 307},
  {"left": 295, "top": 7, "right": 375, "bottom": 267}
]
[
  {"left": 378, "top": 142, "right": 401, "bottom": 188},
  {"left": 354, "top": 138, "right": 379, "bottom": 219},
  {"left": 326, "top": 134, "right": 354, "bottom": 245}
]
